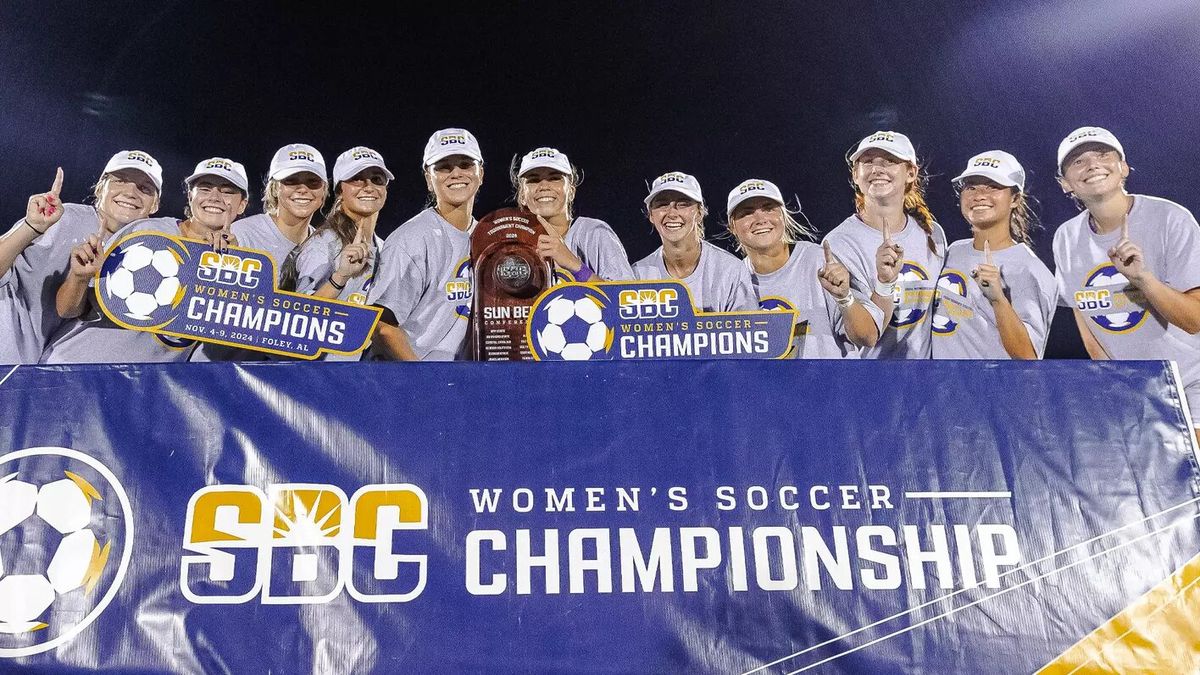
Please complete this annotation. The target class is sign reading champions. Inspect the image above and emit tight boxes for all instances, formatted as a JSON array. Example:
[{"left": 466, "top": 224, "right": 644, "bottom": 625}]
[
  {"left": 95, "top": 232, "right": 381, "bottom": 359},
  {"left": 526, "top": 281, "right": 796, "bottom": 360}
]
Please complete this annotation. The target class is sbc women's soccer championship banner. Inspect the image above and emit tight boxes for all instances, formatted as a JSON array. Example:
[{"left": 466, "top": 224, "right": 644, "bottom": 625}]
[{"left": 0, "top": 361, "right": 1198, "bottom": 673}]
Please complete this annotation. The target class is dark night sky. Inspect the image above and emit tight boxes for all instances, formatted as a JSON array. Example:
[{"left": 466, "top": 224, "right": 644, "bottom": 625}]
[{"left": 3, "top": 0, "right": 1198, "bottom": 357}]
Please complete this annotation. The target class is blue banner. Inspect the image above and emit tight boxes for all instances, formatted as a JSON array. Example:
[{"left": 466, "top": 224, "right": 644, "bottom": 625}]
[{"left": 0, "top": 361, "right": 1197, "bottom": 673}]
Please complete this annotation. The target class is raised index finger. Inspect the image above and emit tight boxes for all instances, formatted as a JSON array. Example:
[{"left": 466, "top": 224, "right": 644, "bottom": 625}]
[
  {"left": 353, "top": 221, "right": 366, "bottom": 245},
  {"left": 823, "top": 240, "right": 834, "bottom": 264},
  {"left": 984, "top": 240, "right": 993, "bottom": 265},
  {"left": 1120, "top": 217, "right": 1130, "bottom": 242},
  {"left": 50, "top": 167, "right": 64, "bottom": 196},
  {"left": 882, "top": 217, "right": 892, "bottom": 244}
]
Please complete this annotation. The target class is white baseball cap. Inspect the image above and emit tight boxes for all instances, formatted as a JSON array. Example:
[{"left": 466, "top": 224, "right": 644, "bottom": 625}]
[
  {"left": 103, "top": 150, "right": 163, "bottom": 192},
  {"left": 269, "top": 143, "right": 327, "bottom": 182},
  {"left": 953, "top": 151, "right": 1026, "bottom": 192},
  {"left": 423, "top": 128, "right": 483, "bottom": 167},
  {"left": 1056, "top": 126, "right": 1125, "bottom": 174},
  {"left": 848, "top": 130, "right": 917, "bottom": 164},
  {"left": 333, "top": 146, "right": 394, "bottom": 184},
  {"left": 726, "top": 179, "right": 785, "bottom": 215},
  {"left": 644, "top": 171, "right": 704, "bottom": 207},
  {"left": 185, "top": 157, "right": 249, "bottom": 193},
  {"left": 518, "top": 147, "right": 572, "bottom": 177}
]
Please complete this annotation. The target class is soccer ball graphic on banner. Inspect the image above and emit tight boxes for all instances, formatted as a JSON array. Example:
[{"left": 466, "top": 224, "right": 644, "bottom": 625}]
[
  {"left": 104, "top": 241, "right": 182, "bottom": 320},
  {"left": 535, "top": 288, "right": 612, "bottom": 361},
  {"left": 0, "top": 472, "right": 109, "bottom": 634}
]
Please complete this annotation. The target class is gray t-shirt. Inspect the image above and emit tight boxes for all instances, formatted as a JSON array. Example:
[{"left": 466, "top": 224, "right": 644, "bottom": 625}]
[
  {"left": 39, "top": 217, "right": 197, "bottom": 364},
  {"left": 748, "top": 242, "right": 883, "bottom": 359},
  {"left": 0, "top": 204, "right": 105, "bottom": 364},
  {"left": 367, "top": 208, "right": 474, "bottom": 361},
  {"left": 562, "top": 217, "right": 634, "bottom": 281},
  {"left": 1052, "top": 194, "right": 1200, "bottom": 424},
  {"left": 632, "top": 240, "right": 758, "bottom": 312},
  {"left": 932, "top": 240, "right": 1056, "bottom": 359},
  {"left": 231, "top": 213, "right": 311, "bottom": 286},
  {"left": 823, "top": 214, "right": 947, "bottom": 359}
]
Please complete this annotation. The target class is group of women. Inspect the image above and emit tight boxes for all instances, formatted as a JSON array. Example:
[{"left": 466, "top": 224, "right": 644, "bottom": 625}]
[{"left": 2, "top": 126, "right": 1198, "bottom": 434}]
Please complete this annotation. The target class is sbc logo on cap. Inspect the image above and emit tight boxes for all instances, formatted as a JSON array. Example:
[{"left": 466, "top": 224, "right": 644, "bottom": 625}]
[
  {"left": 351, "top": 149, "right": 380, "bottom": 161},
  {"left": 288, "top": 150, "right": 315, "bottom": 162},
  {"left": 972, "top": 157, "right": 1001, "bottom": 169},
  {"left": 739, "top": 180, "right": 767, "bottom": 194},
  {"left": 126, "top": 151, "right": 154, "bottom": 167},
  {"left": 439, "top": 134, "right": 467, "bottom": 146},
  {"left": 531, "top": 148, "right": 557, "bottom": 159},
  {"left": 867, "top": 132, "right": 896, "bottom": 143},
  {"left": 205, "top": 159, "right": 233, "bottom": 171},
  {"left": 1068, "top": 129, "right": 1100, "bottom": 143},
  {"left": 658, "top": 172, "right": 687, "bottom": 184}
]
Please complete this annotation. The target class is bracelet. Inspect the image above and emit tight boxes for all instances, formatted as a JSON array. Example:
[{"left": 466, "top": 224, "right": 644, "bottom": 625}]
[
  {"left": 835, "top": 292, "right": 855, "bottom": 309},
  {"left": 571, "top": 263, "right": 595, "bottom": 283},
  {"left": 873, "top": 277, "right": 899, "bottom": 298},
  {"left": 24, "top": 219, "right": 46, "bottom": 236},
  {"left": 329, "top": 274, "right": 347, "bottom": 291}
]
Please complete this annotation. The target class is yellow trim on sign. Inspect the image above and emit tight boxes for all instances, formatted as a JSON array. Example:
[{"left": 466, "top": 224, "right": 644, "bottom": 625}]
[{"left": 1038, "top": 552, "right": 1200, "bottom": 674}]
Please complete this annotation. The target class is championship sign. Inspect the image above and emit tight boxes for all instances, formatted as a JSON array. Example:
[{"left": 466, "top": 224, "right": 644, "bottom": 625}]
[
  {"left": 526, "top": 280, "right": 797, "bottom": 360},
  {"left": 0, "top": 361, "right": 1197, "bottom": 673},
  {"left": 94, "top": 232, "right": 381, "bottom": 359}
]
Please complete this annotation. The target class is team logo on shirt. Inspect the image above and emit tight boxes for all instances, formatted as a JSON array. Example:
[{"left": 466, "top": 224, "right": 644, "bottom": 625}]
[
  {"left": 1075, "top": 264, "right": 1149, "bottom": 334},
  {"left": 932, "top": 271, "right": 970, "bottom": 335},
  {"left": 890, "top": 262, "right": 935, "bottom": 328},
  {"left": 448, "top": 258, "right": 473, "bottom": 320}
]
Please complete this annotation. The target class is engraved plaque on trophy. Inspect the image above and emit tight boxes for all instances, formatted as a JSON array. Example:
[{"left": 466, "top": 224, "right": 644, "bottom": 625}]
[{"left": 470, "top": 208, "right": 553, "bottom": 361}]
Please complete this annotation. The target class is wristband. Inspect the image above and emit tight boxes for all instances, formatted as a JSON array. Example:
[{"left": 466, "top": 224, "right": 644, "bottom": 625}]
[
  {"left": 835, "top": 292, "right": 855, "bottom": 309},
  {"left": 873, "top": 277, "right": 899, "bottom": 298},
  {"left": 24, "top": 219, "right": 47, "bottom": 236},
  {"left": 571, "top": 264, "right": 595, "bottom": 283},
  {"left": 329, "top": 274, "right": 347, "bottom": 291}
]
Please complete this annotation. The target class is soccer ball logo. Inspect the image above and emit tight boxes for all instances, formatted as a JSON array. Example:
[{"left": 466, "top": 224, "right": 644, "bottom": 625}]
[
  {"left": 103, "top": 240, "right": 183, "bottom": 321},
  {"left": 890, "top": 262, "right": 931, "bottom": 328},
  {"left": 0, "top": 448, "right": 133, "bottom": 659},
  {"left": 0, "top": 472, "right": 109, "bottom": 635},
  {"left": 932, "top": 271, "right": 968, "bottom": 335},
  {"left": 1085, "top": 265, "right": 1147, "bottom": 333},
  {"left": 532, "top": 286, "right": 613, "bottom": 361}
]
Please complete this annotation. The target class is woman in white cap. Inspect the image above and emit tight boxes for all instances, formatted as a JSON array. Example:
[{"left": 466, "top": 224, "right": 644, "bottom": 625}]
[
  {"left": 1051, "top": 126, "right": 1200, "bottom": 443},
  {"left": 725, "top": 179, "right": 881, "bottom": 357},
  {"left": 235, "top": 144, "right": 329, "bottom": 289},
  {"left": 291, "top": 146, "right": 391, "bottom": 307},
  {"left": 511, "top": 147, "right": 633, "bottom": 282},
  {"left": 0, "top": 151, "right": 163, "bottom": 363},
  {"left": 633, "top": 171, "right": 757, "bottom": 313},
  {"left": 823, "top": 131, "right": 947, "bottom": 358},
  {"left": 368, "top": 128, "right": 483, "bottom": 360},
  {"left": 931, "top": 151, "right": 1055, "bottom": 359},
  {"left": 189, "top": 144, "right": 331, "bottom": 362},
  {"left": 40, "top": 157, "right": 250, "bottom": 363}
]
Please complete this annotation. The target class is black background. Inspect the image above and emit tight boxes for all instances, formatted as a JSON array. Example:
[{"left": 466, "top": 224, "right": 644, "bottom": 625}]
[{"left": 3, "top": 1, "right": 1198, "bottom": 357}]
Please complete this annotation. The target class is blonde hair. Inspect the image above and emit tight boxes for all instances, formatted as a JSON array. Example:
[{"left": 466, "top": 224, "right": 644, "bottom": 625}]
[
  {"left": 509, "top": 155, "right": 582, "bottom": 221},
  {"left": 724, "top": 199, "right": 817, "bottom": 255}
]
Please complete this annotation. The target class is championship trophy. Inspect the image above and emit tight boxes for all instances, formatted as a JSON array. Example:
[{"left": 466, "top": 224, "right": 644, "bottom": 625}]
[{"left": 470, "top": 208, "right": 554, "bottom": 360}]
